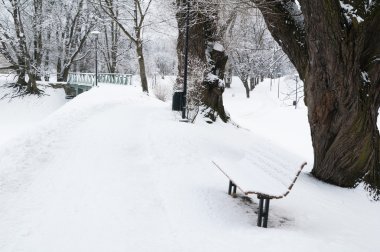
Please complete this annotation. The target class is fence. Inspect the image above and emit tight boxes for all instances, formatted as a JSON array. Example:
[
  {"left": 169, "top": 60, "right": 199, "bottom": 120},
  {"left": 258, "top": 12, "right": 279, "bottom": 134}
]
[{"left": 67, "top": 72, "right": 132, "bottom": 86}]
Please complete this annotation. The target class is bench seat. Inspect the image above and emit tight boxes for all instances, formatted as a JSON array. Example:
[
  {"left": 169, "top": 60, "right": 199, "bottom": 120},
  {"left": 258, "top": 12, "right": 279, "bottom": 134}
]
[{"left": 213, "top": 154, "right": 307, "bottom": 227}]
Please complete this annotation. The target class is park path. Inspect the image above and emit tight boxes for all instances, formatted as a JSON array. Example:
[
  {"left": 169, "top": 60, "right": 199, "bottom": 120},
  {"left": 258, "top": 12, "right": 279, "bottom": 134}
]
[{"left": 0, "top": 85, "right": 378, "bottom": 252}]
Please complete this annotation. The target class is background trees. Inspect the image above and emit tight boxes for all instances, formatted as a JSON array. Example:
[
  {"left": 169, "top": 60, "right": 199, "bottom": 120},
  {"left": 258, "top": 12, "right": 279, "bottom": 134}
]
[
  {"left": 0, "top": 0, "right": 95, "bottom": 93},
  {"left": 0, "top": 0, "right": 165, "bottom": 93},
  {"left": 224, "top": 5, "right": 294, "bottom": 98},
  {"left": 96, "top": 0, "right": 153, "bottom": 93},
  {"left": 54, "top": 0, "right": 95, "bottom": 82}
]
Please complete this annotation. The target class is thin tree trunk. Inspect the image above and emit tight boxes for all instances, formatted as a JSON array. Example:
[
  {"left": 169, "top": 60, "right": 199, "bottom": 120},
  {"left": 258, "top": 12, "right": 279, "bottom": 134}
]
[
  {"left": 33, "top": 0, "right": 43, "bottom": 81},
  {"left": 110, "top": 17, "right": 118, "bottom": 73},
  {"left": 225, "top": 63, "right": 232, "bottom": 88},
  {"left": 242, "top": 79, "right": 250, "bottom": 98},
  {"left": 57, "top": 58, "right": 63, "bottom": 82},
  {"left": 61, "top": 67, "right": 70, "bottom": 82},
  {"left": 136, "top": 43, "right": 148, "bottom": 93},
  {"left": 44, "top": 31, "right": 50, "bottom": 81},
  {"left": 249, "top": 76, "right": 255, "bottom": 91}
]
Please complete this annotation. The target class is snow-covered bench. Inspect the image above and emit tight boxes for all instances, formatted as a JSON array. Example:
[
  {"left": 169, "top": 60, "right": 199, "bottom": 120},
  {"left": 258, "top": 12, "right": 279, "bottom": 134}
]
[{"left": 212, "top": 155, "right": 307, "bottom": 228}]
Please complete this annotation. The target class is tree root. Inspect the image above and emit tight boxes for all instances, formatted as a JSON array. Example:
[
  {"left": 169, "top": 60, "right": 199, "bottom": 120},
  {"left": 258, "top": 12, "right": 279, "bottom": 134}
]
[{"left": 1, "top": 82, "right": 45, "bottom": 101}]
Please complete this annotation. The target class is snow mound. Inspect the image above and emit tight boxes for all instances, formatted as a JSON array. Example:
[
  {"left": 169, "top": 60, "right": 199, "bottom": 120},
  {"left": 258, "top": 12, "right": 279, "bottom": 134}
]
[{"left": 0, "top": 80, "right": 67, "bottom": 145}]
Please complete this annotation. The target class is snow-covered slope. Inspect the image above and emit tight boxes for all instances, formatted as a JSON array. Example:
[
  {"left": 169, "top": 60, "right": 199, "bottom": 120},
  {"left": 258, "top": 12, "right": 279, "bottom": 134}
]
[
  {"left": 224, "top": 76, "right": 313, "bottom": 166},
  {"left": 0, "top": 80, "right": 379, "bottom": 252},
  {"left": 0, "top": 75, "right": 67, "bottom": 145}
]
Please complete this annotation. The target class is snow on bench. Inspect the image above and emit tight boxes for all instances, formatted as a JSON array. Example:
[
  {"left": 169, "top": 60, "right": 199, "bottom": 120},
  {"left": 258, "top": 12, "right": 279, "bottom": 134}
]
[{"left": 212, "top": 154, "right": 307, "bottom": 228}]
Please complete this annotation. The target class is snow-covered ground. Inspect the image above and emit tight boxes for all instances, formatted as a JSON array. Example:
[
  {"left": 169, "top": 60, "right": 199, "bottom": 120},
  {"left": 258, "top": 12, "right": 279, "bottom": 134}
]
[
  {"left": 0, "top": 76, "right": 379, "bottom": 251},
  {"left": 224, "top": 76, "right": 313, "bottom": 168},
  {"left": 0, "top": 75, "right": 67, "bottom": 145}
]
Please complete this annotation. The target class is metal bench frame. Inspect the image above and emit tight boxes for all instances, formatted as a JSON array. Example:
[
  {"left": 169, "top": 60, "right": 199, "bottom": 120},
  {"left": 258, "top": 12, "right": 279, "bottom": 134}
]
[
  {"left": 228, "top": 181, "right": 271, "bottom": 227},
  {"left": 215, "top": 161, "right": 307, "bottom": 228}
]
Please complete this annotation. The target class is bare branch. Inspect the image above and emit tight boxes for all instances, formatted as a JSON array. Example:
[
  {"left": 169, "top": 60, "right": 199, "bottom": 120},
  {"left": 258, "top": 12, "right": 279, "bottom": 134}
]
[{"left": 252, "top": 0, "right": 308, "bottom": 78}]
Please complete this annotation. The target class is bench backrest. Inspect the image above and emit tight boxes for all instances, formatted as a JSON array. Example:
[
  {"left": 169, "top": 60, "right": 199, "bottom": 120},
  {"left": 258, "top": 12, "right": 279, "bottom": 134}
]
[{"left": 213, "top": 154, "right": 307, "bottom": 199}]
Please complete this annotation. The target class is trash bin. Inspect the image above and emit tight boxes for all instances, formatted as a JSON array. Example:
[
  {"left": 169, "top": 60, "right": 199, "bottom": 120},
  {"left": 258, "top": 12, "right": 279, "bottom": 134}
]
[{"left": 172, "top": 91, "right": 184, "bottom": 111}]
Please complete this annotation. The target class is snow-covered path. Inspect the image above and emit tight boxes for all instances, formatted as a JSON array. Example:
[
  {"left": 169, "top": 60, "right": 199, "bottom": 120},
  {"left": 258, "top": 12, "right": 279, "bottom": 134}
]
[
  {"left": 0, "top": 84, "right": 379, "bottom": 251},
  {"left": 0, "top": 87, "right": 180, "bottom": 251},
  {"left": 11, "top": 106, "right": 177, "bottom": 251}
]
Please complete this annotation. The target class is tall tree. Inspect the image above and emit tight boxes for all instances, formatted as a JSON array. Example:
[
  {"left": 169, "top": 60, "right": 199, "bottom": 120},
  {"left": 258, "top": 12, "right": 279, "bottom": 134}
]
[
  {"left": 0, "top": 0, "right": 41, "bottom": 94},
  {"left": 93, "top": 0, "right": 121, "bottom": 74},
  {"left": 97, "top": 0, "right": 152, "bottom": 93},
  {"left": 253, "top": 0, "right": 380, "bottom": 198},
  {"left": 0, "top": 0, "right": 94, "bottom": 88},
  {"left": 176, "top": 0, "right": 229, "bottom": 122},
  {"left": 32, "top": 0, "right": 43, "bottom": 80},
  {"left": 55, "top": 0, "right": 94, "bottom": 82}
]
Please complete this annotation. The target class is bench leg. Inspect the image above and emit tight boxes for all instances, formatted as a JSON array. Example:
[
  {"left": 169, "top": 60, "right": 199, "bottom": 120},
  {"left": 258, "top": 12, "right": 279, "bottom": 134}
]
[
  {"left": 263, "top": 198, "right": 270, "bottom": 228},
  {"left": 228, "top": 180, "right": 237, "bottom": 196},
  {"left": 257, "top": 196, "right": 270, "bottom": 228}
]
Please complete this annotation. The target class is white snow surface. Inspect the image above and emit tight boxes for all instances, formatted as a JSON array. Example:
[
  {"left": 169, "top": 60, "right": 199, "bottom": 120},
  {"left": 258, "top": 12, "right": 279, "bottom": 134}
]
[
  {"left": 340, "top": 1, "right": 364, "bottom": 23},
  {"left": 224, "top": 76, "right": 313, "bottom": 163},
  {"left": 0, "top": 75, "right": 67, "bottom": 145},
  {"left": 0, "top": 77, "right": 379, "bottom": 251},
  {"left": 214, "top": 153, "right": 305, "bottom": 197},
  {"left": 213, "top": 42, "right": 224, "bottom": 52}
]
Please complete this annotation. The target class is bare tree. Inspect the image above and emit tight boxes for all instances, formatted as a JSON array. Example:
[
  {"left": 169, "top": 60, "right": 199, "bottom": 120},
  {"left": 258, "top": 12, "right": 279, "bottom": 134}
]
[
  {"left": 55, "top": 0, "right": 94, "bottom": 81},
  {"left": 93, "top": 0, "right": 121, "bottom": 73},
  {"left": 96, "top": 0, "right": 152, "bottom": 93},
  {"left": 0, "top": 0, "right": 41, "bottom": 94},
  {"left": 225, "top": 6, "right": 292, "bottom": 98}
]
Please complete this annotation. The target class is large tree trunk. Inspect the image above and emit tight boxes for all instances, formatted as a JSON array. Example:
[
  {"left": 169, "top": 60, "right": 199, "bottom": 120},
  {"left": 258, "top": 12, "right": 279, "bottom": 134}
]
[
  {"left": 303, "top": 2, "right": 380, "bottom": 189},
  {"left": 255, "top": 0, "right": 380, "bottom": 196},
  {"left": 176, "top": 0, "right": 229, "bottom": 122},
  {"left": 307, "top": 62, "right": 380, "bottom": 188},
  {"left": 204, "top": 45, "right": 229, "bottom": 122}
]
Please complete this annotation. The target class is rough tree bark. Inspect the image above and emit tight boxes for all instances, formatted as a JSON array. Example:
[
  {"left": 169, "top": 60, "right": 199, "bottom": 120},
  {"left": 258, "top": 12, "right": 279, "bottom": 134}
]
[
  {"left": 33, "top": 0, "right": 43, "bottom": 81},
  {"left": 11, "top": 0, "right": 40, "bottom": 94},
  {"left": 176, "top": 0, "right": 229, "bottom": 122},
  {"left": 255, "top": 0, "right": 380, "bottom": 197}
]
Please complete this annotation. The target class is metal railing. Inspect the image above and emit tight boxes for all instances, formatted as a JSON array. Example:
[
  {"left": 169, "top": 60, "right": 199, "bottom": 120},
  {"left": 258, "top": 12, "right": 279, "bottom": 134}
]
[{"left": 67, "top": 72, "right": 132, "bottom": 86}]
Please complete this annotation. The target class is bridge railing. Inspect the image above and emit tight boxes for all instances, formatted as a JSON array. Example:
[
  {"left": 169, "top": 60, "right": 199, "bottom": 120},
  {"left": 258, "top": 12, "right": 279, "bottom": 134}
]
[{"left": 67, "top": 72, "right": 132, "bottom": 86}]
